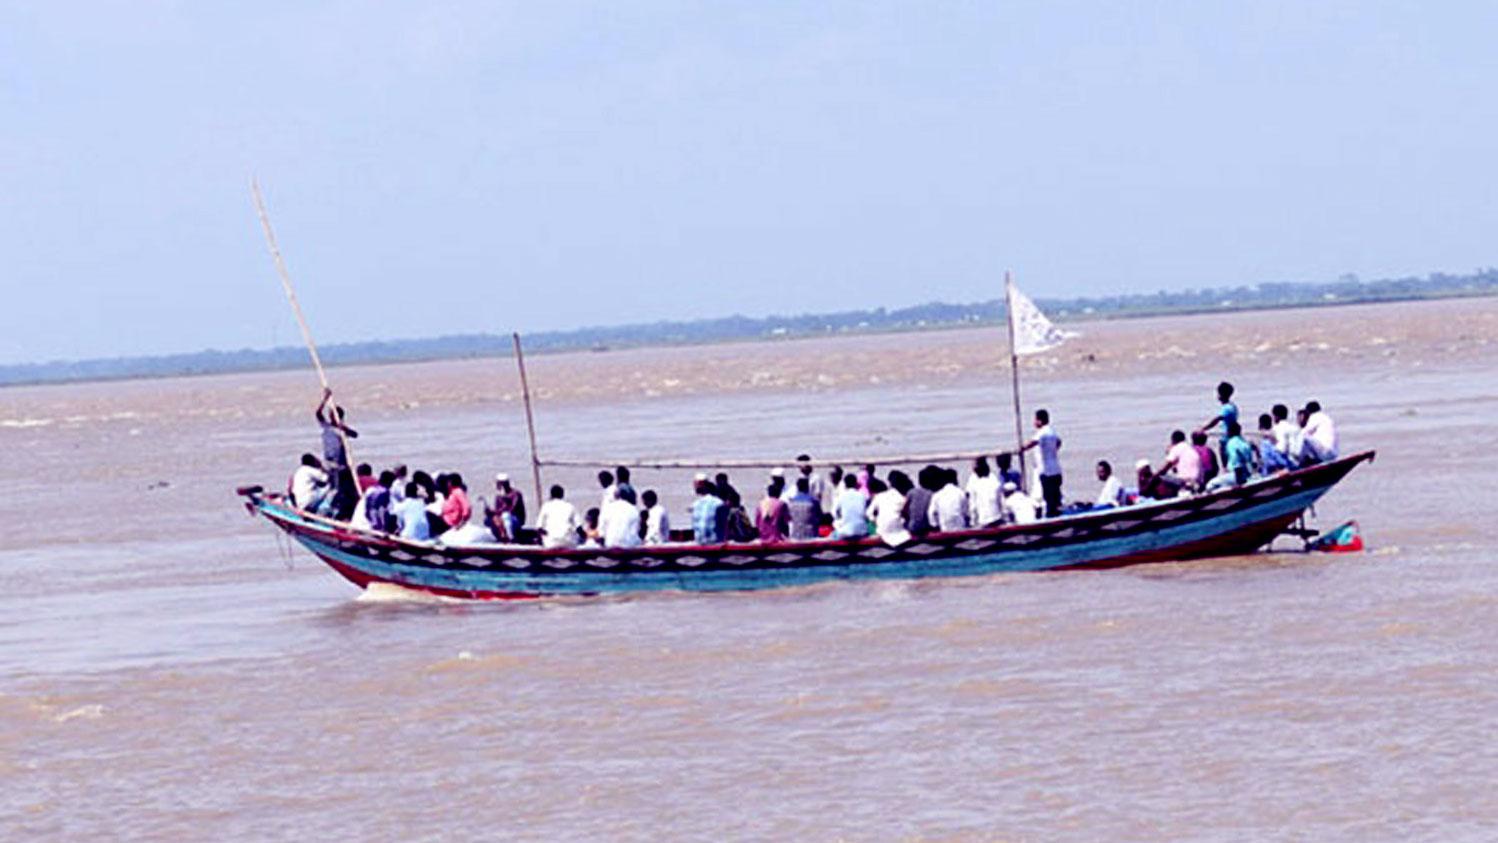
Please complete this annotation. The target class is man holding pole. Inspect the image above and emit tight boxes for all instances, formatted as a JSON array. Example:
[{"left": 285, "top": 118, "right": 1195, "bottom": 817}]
[
  {"left": 315, "top": 388, "right": 360, "bottom": 519},
  {"left": 1020, "top": 408, "right": 1064, "bottom": 518}
]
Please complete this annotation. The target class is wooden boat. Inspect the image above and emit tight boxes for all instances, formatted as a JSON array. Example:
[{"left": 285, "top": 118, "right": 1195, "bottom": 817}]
[{"left": 237, "top": 450, "right": 1373, "bottom": 600}]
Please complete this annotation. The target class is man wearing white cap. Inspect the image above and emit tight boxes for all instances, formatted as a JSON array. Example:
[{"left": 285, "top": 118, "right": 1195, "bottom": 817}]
[{"left": 1002, "top": 481, "right": 1038, "bottom": 525}]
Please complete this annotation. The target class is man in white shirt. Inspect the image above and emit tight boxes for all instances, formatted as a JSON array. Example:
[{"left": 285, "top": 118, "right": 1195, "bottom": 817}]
[
  {"left": 832, "top": 474, "right": 870, "bottom": 539},
  {"left": 964, "top": 457, "right": 1004, "bottom": 527},
  {"left": 597, "top": 470, "right": 618, "bottom": 509},
  {"left": 1094, "top": 460, "right": 1127, "bottom": 508},
  {"left": 599, "top": 487, "right": 642, "bottom": 548},
  {"left": 1003, "top": 482, "right": 1038, "bottom": 524},
  {"left": 927, "top": 468, "right": 970, "bottom": 533},
  {"left": 642, "top": 489, "right": 670, "bottom": 544},
  {"left": 865, "top": 478, "right": 911, "bottom": 546},
  {"left": 1020, "top": 408, "right": 1065, "bottom": 518},
  {"left": 1270, "top": 404, "right": 1300, "bottom": 465},
  {"left": 289, "top": 454, "right": 329, "bottom": 511},
  {"left": 536, "top": 484, "right": 582, "bottom": 549},
  {"left": 1302, "top": 400, "right": 1339, "bottom": 463}
]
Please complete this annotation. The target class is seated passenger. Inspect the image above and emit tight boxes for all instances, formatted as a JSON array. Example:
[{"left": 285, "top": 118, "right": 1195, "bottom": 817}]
[
  {"left": 866, "top": 477, "right": 911, "bottom": 545},
  {"left": 600, "top": 487, "right": 642, "bottom": 548},
  {"left": 755, "top": 483, "right": 790, "bottom": 543},
  {"left": 1191, "top": 431, "right": 1219, "bottom": 488},
  {"left": 1302, "top": 400, "right": 1339, "bottom": 463},
  {"left": 1271, "top": 404, "right": 1301, "bottom": 465},
  {"left": 690, "top": 475, "right": 725, "bottom": 545},
  {"left": 484, "top": 473, "right": 526, "bottom": 542},
  {"left": 786, "top": 478, "right": 824, "bottom": 540},
  {"left": 536, "top": 485, "right": 582, "bottom": 549},
  {"left": 1161, "top": 430, "right": 1202, "bottom": 491},
  {"left": 832, "top": 473, "right": 870, "bottom": 538},
  {"left": 1003, "top": 481, "right": 1038, "bottom": 525},
  {"left": 1256, "top": 413, "right": 1294, "bottom": 476},
  {"left": 927, "top": 468, "right": 969, "bottom": 532},
  {"left": 1094, "top": 460, "right": 1127, "bottom": 508},
  {"left": 441, "top": 473, "right": 472, "bottom": 532},
  {"left": 1206, "top": 421, "right": 1256, "bottom": 491},
  {"left": 289, "top": 453, "right": 329, "bottom": 512},
  {"left": 362, "top": 470, "right": 396, "bottom": 532},
  {"left": 641, "top": 489, "right": 670, "bottom": 544},
  {"left": 965, "top": 457, "right": 1003, "bottom": 528},
  {"left": 394, "top": 482, "right": 430, "bottom": 540},
  {"left": 903, "top": 466, "right": 938, "bottom": 537}
]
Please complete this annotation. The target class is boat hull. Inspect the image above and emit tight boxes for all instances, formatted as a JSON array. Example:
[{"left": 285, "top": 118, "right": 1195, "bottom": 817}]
[{"left": 242, "top": 451, "right": 1372, "bottom": 600}]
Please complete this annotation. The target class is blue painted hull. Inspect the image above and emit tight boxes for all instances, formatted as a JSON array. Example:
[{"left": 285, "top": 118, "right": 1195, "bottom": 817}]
[{"left": 242, "top": 451, "right": 1372, "bottom": 599}]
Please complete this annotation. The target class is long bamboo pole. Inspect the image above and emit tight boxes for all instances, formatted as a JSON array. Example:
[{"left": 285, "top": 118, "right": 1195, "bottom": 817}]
[
  {"left": 512, "top": 332, "right": 544, "bottom": 509},
  {"left": 537, "top": 449, "right": 1010, "bottom": 471},
  {"left": 251, "top": 179, "right": 354, "bottom": 468},
  {"left": 1005, "top": 271, "right": 1027, "bottom": 486}
]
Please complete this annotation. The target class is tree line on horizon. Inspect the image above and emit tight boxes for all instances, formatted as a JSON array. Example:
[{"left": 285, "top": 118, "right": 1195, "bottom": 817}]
[{"left": 4, "top": 268, "right": 1495, "bottom": 387}]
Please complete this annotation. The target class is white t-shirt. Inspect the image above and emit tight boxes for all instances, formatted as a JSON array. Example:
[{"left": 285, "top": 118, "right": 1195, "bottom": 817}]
[
  {"left": 536, "top": 499, "right": 581, "bottom": 548},
  {"left": 1272, "top": 419, "right": 1299, "bottom": 456},
  {"left": 290, "top": 465, "right": 327, "bottom": 509},
  {"left": 866, "top": 489, "right": 911, "bottom": 545},
  {"left": 644, "top": 504, "right": 670, "bottom": 544},
  {"left": 964, "top": 473, "right": 1003, "bottom": 526},
  {"left": 1304, "top": 411, "right": 1339, "bottom": 458},
  {"left": 1032, "top": 425, "right": 1063, "bottom": 477},
  {"left": 599, "top": 499, "right": 642, "bottom": 548},
  {"left": 1095, "top": 476, "right": 1125, "bottom": 508},
  {"left": 1005, "top": 491, "right": 1038, "bottom": 524},
  {"left": 927, "top": 484, "right": 970, "bottom": 533}
]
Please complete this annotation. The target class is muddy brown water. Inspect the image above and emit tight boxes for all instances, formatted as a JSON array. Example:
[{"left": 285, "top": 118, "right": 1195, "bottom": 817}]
[{"left": 2, "top": 297, "right": 1496, "bottom": 840}]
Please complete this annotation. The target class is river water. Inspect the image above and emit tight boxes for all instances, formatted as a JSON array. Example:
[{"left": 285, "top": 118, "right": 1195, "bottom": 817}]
[{"left": 2, "top": 298, "right": 1496, "bottom": 840}]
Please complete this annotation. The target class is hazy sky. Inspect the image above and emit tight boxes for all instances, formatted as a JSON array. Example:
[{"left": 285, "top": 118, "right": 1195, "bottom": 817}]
[{"left": 2, "top": 2, "right": 1495, "bottom": 364}]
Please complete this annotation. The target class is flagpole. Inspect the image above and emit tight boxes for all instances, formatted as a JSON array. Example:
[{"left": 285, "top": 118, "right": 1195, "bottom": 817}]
[{"left": 1005, "top": 271, "right": 1027, "bottom": 485}]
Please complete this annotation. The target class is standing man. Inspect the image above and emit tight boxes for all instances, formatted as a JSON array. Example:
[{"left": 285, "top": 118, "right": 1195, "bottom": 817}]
[
  {"left": 314, "top": 388, "right": 359, "bottom": 520},
  {"left": 783, "top": 454, "right": 826, "bottom": 504},
  {"left": 1021, "top": 408, "right": 1064, "bottom": 518}
]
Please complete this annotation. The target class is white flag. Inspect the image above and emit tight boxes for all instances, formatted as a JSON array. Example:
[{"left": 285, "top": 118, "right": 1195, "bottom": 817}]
[{"left": 1007, "top": 281, "right": 1075, "bottom": 356}]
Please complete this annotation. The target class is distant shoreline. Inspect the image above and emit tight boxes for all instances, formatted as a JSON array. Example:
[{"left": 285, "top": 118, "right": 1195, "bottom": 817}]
[{"left": 3, "top": 277, "right": 1494, "bottom": 389}]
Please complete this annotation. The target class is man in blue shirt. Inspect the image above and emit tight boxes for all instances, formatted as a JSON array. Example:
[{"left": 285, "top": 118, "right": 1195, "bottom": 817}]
[
  {"left": 1255, "top": 413, "right": 1294, "bottom": 476},
  {"left": 690, "top": 475, "right": 725, "bottom": 544},
  {"left": 1208, "top": 421, "right": 1257, "bottom": 490},
  {"left": 1197, "top": 381, "right": 1239, "bottom": 464}
]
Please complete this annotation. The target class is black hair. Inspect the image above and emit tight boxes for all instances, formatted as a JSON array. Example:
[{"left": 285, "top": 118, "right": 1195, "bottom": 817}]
[
  {"left": 795, "top": 453, "right": 811, "bottom": 462},
  {"left": 1191, "top": 431, "right": 1207, "bottom": 446},
  {"left": 616, "top": 466, "right": 631, "bottom": 483},
  {"left": 918, "top": 465, "right": 941, "bottom": 491},
  {"left": 301, "top": 453, "right": 320, "bottom": 467},
  {"left": 377, "top": 470, "right": 396, "bottom": 487},
  {"left": 843, "top": 474, "right": 859, "bottom": 489},
  {"left": 996, "top": 452, "right": 1013, "bottom": 470},
  {"left": 889, "top": 470, "right": 913, "bottom": 494},
  {"left": 392, "top": 464, "right": 408, "bottom": 477},
  {"left": 617, "top": 487, "right": 637, "bottom": 505},
  {"left": 1258, "top": 413, "right": 1273, "bottom": 429},
  {"left": 868, "top": 477, "right": 888, "bottom": 495},
  {"left": 973, "top": 457, "right": 990, "bottom": 477},
  {"left": 795, "top": 477, "right": 810, "bottom": 493},
  {"left": 405, "top": 481, "right": 421, "bottom": 498},
  {"left": 1035, "top": 408, "right": 1050, "bottom": 424},
  {"left": 549, "top": 484, "right": 565, "bottom": 499},
  {"left": 1225, "top": 420, "right": 1243, "bottom": 438},
  {"left": 598, "top": 470, "right": 614, "bottom": 488},
  {"left": 585, "top": 507, "right": 600, "bottom": 528},
  {"left": 642, "top": 489, "right": 658, "bottom": 507},
  {"left": 1097, "top": 460, "right": 1112, "bottom": 476},
  {"left": 1217, "top": 381, "right": 1234, "bottom": 399},
  {"left": 1171, "top": 430, "right": 1186, "bottom": 444},
  {"left": 449, "top": 473, "right": 465, "bottom": 490},
  {"left": 828, "top": 465, "right": 844, "bottom": 481},
  {"left": 1272, "top": 403, "right": 1289, "bottom": 421},
  {"left": 356, "top": 463, "right": 372, "bottom": 476},
  {"left": 1305, "top": 400, "right": 1322, "bottom": 414}
]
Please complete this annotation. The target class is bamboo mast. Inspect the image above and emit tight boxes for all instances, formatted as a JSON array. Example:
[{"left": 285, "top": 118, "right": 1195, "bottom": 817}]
[
  {"left": 512, "top": 333, "right": 544, "bottom": 509},
  {"left": 1005, "top": 271, "right": 1027, "bottom": 485},
  {"left": 250, "top": 179, "right": 354, "bottom": 467}
]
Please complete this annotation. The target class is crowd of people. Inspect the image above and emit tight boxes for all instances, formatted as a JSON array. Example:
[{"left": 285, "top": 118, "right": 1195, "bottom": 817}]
[{"left": 286, "top": 382, "right": 1341, "bottom": 549}]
